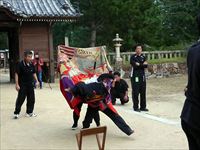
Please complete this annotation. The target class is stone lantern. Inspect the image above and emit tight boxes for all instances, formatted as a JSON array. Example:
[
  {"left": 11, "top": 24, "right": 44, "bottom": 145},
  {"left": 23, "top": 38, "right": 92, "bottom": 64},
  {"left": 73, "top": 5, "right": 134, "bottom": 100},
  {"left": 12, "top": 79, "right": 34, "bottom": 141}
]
[{"left": 113, "top": 33, "right": 123, "bottom": 72}]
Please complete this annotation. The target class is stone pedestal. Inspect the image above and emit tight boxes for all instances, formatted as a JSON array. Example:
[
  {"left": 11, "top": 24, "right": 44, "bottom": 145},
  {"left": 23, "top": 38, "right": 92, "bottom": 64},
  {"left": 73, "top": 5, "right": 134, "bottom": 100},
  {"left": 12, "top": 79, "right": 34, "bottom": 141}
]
[
  {"left": 114, "top": 57, "right": 123, "bottom": 72},
  {"left": 113, "top": 33, "right": 124, "bottom": 75}
]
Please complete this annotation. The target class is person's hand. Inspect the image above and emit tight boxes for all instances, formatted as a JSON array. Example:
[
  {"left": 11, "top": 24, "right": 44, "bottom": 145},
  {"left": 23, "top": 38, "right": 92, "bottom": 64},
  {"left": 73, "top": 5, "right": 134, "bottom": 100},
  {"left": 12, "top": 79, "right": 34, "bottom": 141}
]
[
  {"left": 124, "top": 95, "right": 128, "bottom": 100},
  {"left": 113, "top": 78, "right": 117, "bottom": 82},
  {"left": 143, "top": 61, "right": 148, "bottom": 65},
  {"left": 64, "top": 88, "right": 71, "bottom": 92},
  {"left": 15, "top": 84, "right": 20, "bottom": 91},
  {"left": 135, "top": 62, "right": 140, "bottom": 66},
  {"left": 35, "top": 80, "right": 39, "bottom": 88},
  {"left": 184, "top": 87, "right": 187, "bottom": 92}
]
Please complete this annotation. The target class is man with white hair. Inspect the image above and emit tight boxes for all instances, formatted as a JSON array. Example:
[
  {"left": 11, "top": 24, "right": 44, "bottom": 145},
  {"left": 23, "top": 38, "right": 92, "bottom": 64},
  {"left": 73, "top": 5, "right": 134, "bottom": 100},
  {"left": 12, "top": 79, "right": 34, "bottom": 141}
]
[{"left": 13, "top": 50, "right": 39, "bottom": 119}]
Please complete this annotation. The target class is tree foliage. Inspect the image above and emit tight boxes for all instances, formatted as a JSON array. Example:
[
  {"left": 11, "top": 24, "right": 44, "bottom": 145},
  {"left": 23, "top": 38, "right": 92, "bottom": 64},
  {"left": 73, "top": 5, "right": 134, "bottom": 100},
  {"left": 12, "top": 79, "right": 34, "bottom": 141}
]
[
  {"left": 159, "top": 0, "right": 200, "bottom": 48},
  {"left": 0, "top": 1, "right": 199, "bottom": 51},
  {"left": 52, "top": 0, "right": 200, "bottom": 51}
]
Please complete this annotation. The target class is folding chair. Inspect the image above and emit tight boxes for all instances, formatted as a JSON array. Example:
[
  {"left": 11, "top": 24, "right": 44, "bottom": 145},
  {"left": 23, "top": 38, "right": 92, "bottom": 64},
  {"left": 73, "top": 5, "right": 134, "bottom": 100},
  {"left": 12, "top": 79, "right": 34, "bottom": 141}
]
[{"left": 76, "top": 126, "right": 107, "bottom": 150}]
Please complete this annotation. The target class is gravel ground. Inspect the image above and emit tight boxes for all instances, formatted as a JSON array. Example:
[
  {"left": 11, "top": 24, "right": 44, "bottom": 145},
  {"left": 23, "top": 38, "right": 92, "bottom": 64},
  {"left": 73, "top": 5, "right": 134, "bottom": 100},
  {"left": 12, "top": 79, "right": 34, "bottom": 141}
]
[{"left": 0, "top": 72, "right": 188, "bottom": 150}]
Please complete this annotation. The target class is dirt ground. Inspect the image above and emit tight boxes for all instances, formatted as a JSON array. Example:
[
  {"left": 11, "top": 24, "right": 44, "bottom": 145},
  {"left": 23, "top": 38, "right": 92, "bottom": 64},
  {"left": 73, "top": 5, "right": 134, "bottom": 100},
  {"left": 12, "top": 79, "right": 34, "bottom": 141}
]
[{"left": 0, "top": 71, "right": 188, "bottom": 150}]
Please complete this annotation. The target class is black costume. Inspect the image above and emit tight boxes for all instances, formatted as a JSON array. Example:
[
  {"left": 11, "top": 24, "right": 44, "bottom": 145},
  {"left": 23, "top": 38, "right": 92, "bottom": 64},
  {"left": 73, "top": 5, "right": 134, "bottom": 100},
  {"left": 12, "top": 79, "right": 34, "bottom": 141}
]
[
  {"left": 130, "top": 54, "right": 148, "bottom": 110},
  {"left": 111, "top": 79, "right": 129, "bottom": 105},
  {"left": 72, "top": 102, "right": 100, "bottom": 128},
  {"left": 71, "top": 81, "right": 134, "bottom": 136},
  {"left": 181, "top": 41, "right": 200, "bottom": 150},
  {"left": 82, "top": 105, "right": 100, "bottom": 128},
  {"left": 14, "top": 61, "right": 36, "bottom": 115}
]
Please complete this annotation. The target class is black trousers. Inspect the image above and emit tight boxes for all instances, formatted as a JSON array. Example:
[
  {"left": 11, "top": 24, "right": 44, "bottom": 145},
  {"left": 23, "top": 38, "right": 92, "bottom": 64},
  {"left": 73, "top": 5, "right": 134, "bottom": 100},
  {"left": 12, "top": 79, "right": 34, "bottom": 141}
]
[
  {"left": 73, "top": 103, "right": 100, "bottom": 127},
  {"left": 14, "top": 85, "right": 35, "bottom": 114},
  {"left": 111, "top": 89, "right": 129, "bottom": 104},
  {"left": 131, "top": 76, "right": 146, "bottom": 110},
  {"left": 82, "top": 106, "right": 100, "bottom": 128},
  {"left": 83, "top": 106, "right": 133, "bottom": 135},
  {"left": 73, "top": 103, "right": 83, "bottom": 126},
  {"left": 181, "top": 120, "right": 200, "bottom": 150},
  {"left": 103, "top": 108, "right": 133, "bottom": 135}
]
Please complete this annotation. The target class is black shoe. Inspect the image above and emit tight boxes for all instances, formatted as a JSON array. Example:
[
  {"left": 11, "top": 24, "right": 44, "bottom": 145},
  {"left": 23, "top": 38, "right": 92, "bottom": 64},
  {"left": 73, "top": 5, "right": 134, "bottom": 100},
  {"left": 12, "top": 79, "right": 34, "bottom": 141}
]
[
  {"left": 82, "top": 126, "right": 89, "bottom": 129},
  {"left": 140, "top": 108, "right": 149, "bottom": 111},
  {"left": 127, "top": 129, "right": 134, "bottom": 136},
  {"left": 96, "top": 122, "right": 100, "bottom": 127},
  {"left": 13, "top": 114, "right": 19, "bottom": 119},
  {"left": 134, "top": 108, "right": 141, "bottom": 112},
  {"left": 71, "top": 124, "right": 78, "bottom": 130}
]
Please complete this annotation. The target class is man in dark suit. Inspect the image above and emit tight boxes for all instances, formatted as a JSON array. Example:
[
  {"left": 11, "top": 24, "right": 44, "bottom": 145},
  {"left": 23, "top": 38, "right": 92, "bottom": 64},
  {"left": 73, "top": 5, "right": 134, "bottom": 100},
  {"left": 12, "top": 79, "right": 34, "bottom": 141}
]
[
  {"left": 181, "top": 14, "right": 200, "bottom": 150},
  {"left": 130, "top": 44, "right": 148, "bottom": 112}
]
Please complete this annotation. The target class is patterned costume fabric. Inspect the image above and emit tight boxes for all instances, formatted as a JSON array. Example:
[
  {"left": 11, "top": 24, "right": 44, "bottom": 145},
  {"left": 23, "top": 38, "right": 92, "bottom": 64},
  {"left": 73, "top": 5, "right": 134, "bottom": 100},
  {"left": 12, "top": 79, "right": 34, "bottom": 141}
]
[{"left": 57, "top": 46, "right": 134, "bottom": 135}]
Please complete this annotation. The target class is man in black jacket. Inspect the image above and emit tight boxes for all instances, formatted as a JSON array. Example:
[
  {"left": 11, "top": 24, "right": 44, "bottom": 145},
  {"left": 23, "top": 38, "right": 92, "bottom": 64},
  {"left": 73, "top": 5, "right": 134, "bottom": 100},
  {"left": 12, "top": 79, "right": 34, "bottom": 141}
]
[
  {"left": 130, "top": 44, "right": 148, "bottom": 112},
  {"left": 13, "top": 50, "right": 39, "bottom": 119},
  {"left": 181, "top": 14, "right": 200, "bottom": 150}
]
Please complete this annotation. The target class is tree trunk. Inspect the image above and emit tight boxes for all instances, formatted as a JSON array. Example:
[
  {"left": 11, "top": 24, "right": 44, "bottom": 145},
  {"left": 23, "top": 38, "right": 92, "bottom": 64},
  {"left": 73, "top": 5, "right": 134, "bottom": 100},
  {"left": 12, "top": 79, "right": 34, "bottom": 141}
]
[{"left": 90, "top": 21, "right": 96, "bottom": 47}]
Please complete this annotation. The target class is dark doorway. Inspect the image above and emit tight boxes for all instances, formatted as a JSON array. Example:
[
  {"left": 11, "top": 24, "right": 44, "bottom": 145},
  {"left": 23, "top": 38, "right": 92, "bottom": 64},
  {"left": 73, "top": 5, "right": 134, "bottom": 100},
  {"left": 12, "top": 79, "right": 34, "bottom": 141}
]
[
  {"left": 0, "top": 27, "right": 19, "bottom": 82},
  {"left": 0, "top": 32, "right": 8, "bottom": 68}
]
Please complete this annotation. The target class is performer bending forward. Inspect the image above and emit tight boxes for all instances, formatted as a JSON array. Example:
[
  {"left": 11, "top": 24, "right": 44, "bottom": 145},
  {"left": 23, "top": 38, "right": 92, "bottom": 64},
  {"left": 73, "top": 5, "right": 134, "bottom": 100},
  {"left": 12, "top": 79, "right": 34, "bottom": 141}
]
[{"left": 67, "top": 74, "right": 134, "bottom": 136}]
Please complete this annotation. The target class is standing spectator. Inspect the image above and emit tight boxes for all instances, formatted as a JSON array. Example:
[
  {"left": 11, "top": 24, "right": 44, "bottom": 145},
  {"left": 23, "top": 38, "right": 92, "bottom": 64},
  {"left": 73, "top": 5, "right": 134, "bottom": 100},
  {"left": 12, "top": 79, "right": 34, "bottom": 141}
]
[
  {"left": 111, "top": 71, "right": 129, "bottom": 105},
  {"left": 33, "top": 52, "right": 44, "bottom": 89},
  {"left": 43, "top": 62, "right": 50, "bottom": 82},
  {"left": 130, "top": 44, "right": 148, "bottom": 112},
  {"left": 13, "top": 50, "right": 39, "bottom": 119},
  {"left": 181, "top": 14, "right": 200, "bottom": 150}
]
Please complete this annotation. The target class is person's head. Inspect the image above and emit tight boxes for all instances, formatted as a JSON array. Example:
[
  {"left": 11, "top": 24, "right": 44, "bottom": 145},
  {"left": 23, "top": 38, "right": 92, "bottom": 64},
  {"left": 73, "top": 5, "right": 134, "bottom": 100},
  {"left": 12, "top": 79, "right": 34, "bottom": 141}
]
[
  {"left": 35, "top": 52, "right": 39, "bottom": 59},
  {"left": 113, "top": 71, "right": 121, "bottom": 81},
  {"left": 197, "top": 13, "right": 200, "bottom": 36},
  {"left": 24, "top": 50, "right": 33, "bottom": 63},
  {"left": 97, "top": 73, "right": 114, "bottom": 88},
  {"left": 134, "top": 44, "right": 143, "bottom": 55}
]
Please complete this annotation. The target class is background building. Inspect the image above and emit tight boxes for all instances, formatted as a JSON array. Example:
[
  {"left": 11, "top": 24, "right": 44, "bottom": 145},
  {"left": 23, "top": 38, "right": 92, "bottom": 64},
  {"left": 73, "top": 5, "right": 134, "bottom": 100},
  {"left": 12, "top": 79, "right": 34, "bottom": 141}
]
[{"left": 0, "top": 0, "right": 80, "bottom": 82}]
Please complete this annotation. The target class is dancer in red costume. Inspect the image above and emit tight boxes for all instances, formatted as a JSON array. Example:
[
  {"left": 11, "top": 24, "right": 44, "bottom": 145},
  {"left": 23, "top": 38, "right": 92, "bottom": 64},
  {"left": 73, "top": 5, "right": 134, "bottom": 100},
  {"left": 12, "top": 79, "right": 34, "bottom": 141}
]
[
  {"left": 67, "top": 74, "right": 134, "bottom": 136},
  {"left": 58, "top": 53, "right": 99, "bottom": 129}
]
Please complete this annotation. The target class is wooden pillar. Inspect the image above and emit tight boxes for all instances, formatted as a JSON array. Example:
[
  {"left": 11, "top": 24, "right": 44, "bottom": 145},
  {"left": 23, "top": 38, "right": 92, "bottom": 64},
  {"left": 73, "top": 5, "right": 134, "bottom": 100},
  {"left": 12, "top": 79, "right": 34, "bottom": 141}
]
[
  {"left": 49, "top": 23, "right": 55, "bottom": 83},
  {"left": 8, "top": 27, "right": 20, "bottom": 82}
]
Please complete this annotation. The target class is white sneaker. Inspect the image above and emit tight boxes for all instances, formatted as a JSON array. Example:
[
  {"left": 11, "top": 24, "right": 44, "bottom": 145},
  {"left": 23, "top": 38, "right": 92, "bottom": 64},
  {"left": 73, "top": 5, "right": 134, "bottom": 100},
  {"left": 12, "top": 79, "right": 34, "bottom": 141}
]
[
  {"left": 13, "top": 114, "right": 19, "bottom": 119},
  {"left": 25, "top": 113, "right": 37, "bottom": 117}
]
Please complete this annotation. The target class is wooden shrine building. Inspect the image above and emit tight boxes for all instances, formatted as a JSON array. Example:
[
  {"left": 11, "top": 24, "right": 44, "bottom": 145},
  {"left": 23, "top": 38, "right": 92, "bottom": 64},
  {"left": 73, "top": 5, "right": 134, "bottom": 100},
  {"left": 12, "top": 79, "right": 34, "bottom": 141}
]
[{"left": 0, "top": 0, "right": 80, "bottom": 82}]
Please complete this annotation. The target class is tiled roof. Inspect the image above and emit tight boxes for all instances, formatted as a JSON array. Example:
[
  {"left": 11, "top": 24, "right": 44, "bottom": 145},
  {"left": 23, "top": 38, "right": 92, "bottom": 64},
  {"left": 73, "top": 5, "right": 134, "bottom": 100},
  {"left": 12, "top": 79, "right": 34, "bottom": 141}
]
[{"left": 0, "top": 0, "right": 80, "bottom": 20}]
